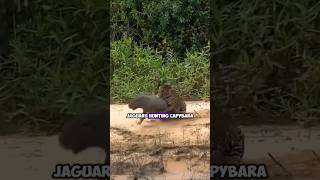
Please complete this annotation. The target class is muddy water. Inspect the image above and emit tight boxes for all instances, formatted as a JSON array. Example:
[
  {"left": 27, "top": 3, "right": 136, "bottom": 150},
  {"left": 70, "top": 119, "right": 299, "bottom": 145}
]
[
  {"left": 0, "top": 135, "right": 105, "bottom": 179},
  {"left": 243, "top": 126, "right": 320, "bottom": 180},
  {"left": 111, "top": 101, "right": 210, "bottom": 144},
  {"left": 110, "top": 101, "right": 211, "bottom": 179},
  {"left": 1, "top": 101, "right": 320, "bottom": 179},
  {"left": 243, "top": 125, "right": 320, "bottom": 162}
]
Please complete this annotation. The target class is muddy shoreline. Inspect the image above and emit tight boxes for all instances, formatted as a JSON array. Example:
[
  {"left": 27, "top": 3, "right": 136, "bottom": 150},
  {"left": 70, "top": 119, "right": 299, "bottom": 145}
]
[{"left": 1, "top": 102, "right": 320, "bottom": 179}]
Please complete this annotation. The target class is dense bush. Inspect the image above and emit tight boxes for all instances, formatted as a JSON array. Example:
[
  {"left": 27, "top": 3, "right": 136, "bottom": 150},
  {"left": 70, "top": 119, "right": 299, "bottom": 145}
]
[
  {"left": 111, "top": 0, "right": 208, "bottom": 58},
  {"left": 211, "top": 0, "right": 320, "bottom": 123},
  {"left": 110, "top": 0, "right": 209, "bottom": 103},
  {"left": 1, "top": 0, "right": 209, "bottom": 132},
  {"left": 0, "top": 0, "right": 108, "bottom": 131},
  {"left": 2, "top": 0, "right": 319, "bottom": 132},
  {"left": 111, "top": 38, "right": 209, "bottom": 103}
]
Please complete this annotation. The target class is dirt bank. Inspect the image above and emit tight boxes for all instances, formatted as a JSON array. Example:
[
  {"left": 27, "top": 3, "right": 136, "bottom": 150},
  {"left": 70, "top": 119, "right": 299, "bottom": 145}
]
[
  {"left": 1, "top": 101, "right": 320, "bottom": 179},
  {"left": 110, "top": 101, "right": 211, "bottom": 179}
]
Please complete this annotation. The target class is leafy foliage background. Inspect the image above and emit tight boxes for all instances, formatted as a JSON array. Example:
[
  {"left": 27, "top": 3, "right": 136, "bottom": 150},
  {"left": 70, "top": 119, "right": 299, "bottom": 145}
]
[
  {"left": 1, "top": 0, "right": 319, "bottom": 131},
  {"left": 110, "top": 0, "right": 209, "bottom": 103},
  {"left": 211, "top": 0, "right": 320, "bottom": 124},
  {"left": 0, "top": 0, "right": 108, "bottom": 132}
]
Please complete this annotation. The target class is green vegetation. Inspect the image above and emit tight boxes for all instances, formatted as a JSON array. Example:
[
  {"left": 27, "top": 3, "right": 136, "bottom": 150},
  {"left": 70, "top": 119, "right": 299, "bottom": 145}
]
[
  {"left": 110, "top": 0, "right": 209, "bottom": 103},
  {"left": 1, "top": 0, "right": 319, "bottom": 131},
  {"left": 0, "top": 0, "right": 209, "bottom": 132},
  {"left": 111, "top": 0, "right": 208, "bottom": 57},
  {"left": 0, "top": 0, "right": 108, "bottom": 131},
  {"left": 211, "top": 0, "right": 320, "bottom": 124},
  {"left": 111, "top": 38, "right": 209, "bottom": 103}
]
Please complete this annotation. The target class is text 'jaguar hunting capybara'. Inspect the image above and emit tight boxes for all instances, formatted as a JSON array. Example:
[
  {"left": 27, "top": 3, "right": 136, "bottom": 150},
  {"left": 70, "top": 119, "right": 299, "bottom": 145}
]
[
  {"left": 128, "top": 95, "right": 168, "bottom": 124},
  {"left": 59, "top": 108, "right": 108, "bottom": 162}
]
